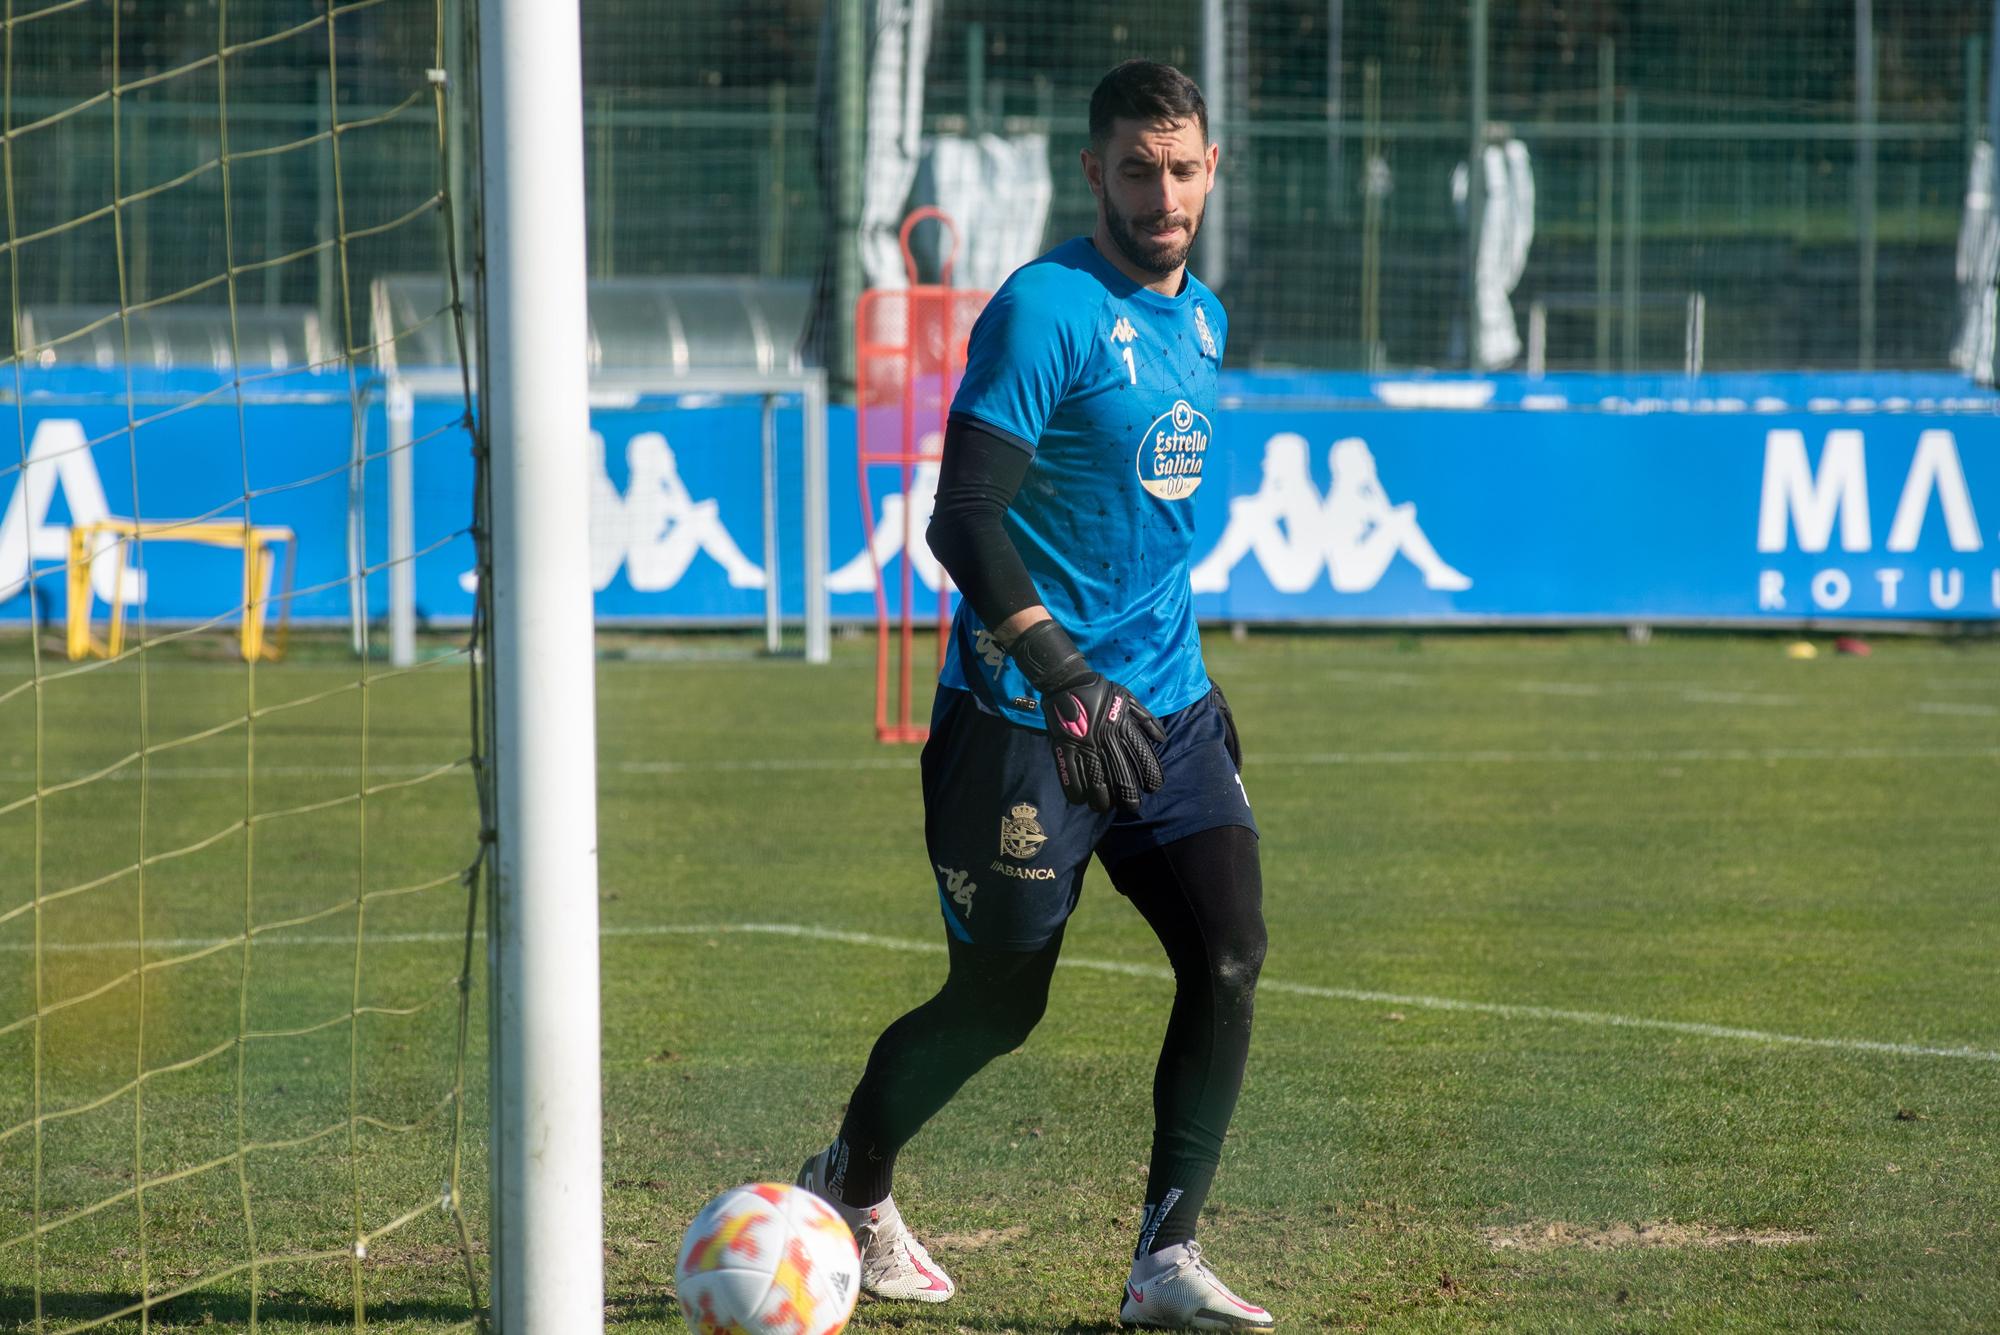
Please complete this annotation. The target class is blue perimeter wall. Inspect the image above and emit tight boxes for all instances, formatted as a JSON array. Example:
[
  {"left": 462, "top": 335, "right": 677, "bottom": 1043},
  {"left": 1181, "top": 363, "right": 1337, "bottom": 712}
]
[{"left": 2, "top": 368, "right": 1996, "bottom": 629}]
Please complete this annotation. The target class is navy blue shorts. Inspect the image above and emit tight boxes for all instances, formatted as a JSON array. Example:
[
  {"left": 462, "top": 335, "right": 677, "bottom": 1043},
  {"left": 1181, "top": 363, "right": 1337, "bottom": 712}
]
[{"left": 921, "top": 684, "right": 1256, "bottom": 949}]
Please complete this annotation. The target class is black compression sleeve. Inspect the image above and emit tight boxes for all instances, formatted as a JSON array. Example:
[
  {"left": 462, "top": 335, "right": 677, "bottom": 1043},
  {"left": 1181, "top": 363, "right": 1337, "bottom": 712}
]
[{"left": 925, "top": 415, "right": 1042, "bottom": 633}]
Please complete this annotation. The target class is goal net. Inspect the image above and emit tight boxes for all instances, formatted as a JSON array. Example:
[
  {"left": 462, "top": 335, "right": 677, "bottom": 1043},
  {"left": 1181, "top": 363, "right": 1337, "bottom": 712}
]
[{"left": 0, "top": 1, "right": 487, "bottom": 1328}]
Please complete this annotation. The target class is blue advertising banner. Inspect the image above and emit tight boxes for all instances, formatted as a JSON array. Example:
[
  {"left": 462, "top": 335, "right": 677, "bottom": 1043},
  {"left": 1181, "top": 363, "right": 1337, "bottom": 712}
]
[
  {"left": 0, "top": 372, "right": 362, "bottom": 628},
  {"left": 1217, "top": 368, "right": 2000, "bottom": 415},
  {"left": 1182, "top": 407, "right": 1999, "bottom": 621},
  {"left": 4, "top": 370, "right": 1996, "bottom": 631}
]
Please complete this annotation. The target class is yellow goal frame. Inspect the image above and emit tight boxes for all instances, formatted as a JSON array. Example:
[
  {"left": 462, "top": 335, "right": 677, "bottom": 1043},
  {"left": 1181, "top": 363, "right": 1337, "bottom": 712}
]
[{"left": 66, "top": 519, "right": 298, "bottom": 661}]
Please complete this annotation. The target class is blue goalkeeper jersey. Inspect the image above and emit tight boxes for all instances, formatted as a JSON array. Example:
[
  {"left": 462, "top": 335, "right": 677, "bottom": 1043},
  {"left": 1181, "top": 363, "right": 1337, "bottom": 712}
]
[{"left": 939, "top": 235, "right": 1225, "bottom": 728}]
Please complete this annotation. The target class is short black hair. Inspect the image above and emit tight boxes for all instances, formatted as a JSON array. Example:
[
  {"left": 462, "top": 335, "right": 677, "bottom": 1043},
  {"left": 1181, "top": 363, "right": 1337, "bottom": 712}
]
[{"left": 1088, "top": 60, "right": 1208, "bottom": 148}]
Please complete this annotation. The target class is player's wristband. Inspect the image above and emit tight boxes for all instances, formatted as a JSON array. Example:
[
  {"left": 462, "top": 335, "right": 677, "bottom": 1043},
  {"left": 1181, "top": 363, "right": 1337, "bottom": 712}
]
[{"left": 1007, "top": 618, "right": 1092, "bottom": 693}]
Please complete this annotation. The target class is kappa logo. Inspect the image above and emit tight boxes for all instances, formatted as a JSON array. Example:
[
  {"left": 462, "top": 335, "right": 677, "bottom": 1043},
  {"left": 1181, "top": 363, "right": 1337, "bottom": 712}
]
[
  {"left": 828, "top": 438, "right": 947, "bottom": 594},
  {"left": 1110, "top": 315, "right": 1139, "bottom": 345},
  {"left": 937, "top": 865, "right": 977, "bottom": 917},
  {"left": 999, "top": 802, "right": 1048, "bottom": 860},
  {"left": 972, "top": 627, "right": 1008, "bottom": 674},
  {"left": 1190, "top": 433, "right": 1470, "bottom": 594},
  {"left": 1194, "top": 303, "right": 1217, "bottom": 358},
  {"left": 584, "top": 431, "right": 765, "bottom": 594}
]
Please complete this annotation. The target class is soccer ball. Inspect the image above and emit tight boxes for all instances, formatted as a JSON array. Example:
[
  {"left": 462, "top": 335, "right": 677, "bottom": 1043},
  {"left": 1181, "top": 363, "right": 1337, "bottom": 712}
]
[{"left": 675, "top": 1182, "right": 862, "bottom": 1335}]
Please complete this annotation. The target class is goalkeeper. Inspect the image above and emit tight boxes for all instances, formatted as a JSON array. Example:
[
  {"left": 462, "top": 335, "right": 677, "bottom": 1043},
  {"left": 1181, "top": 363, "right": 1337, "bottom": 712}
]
[{"left": 799, "top": 59, "right": 1273, "bottom": 1331}]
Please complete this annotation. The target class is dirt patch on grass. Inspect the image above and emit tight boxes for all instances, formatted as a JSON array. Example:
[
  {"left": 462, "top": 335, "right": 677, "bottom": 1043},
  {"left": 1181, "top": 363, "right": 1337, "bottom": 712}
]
[
  {"left": 927, "top": 1223, "right": 1030, "bottom": 1251},
  {"left": 1482, "top": 1221, "right": 1813, "bottom": 1253}
]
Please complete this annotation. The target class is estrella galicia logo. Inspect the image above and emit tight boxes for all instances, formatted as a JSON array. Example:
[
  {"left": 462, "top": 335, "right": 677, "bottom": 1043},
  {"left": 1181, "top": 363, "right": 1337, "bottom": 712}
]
[{"left": 1137, "top": 399, "right": 1210, "bottom": 501}]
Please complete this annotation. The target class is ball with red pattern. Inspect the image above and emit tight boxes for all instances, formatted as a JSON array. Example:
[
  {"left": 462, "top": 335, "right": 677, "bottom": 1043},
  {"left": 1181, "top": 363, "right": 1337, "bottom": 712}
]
[{"left": 674, "top": 1182, "right": 861, "bottom": 1335}]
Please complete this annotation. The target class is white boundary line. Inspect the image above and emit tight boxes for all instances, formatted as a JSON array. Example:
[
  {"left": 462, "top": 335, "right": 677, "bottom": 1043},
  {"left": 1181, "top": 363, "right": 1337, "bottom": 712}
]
[
  {"left": 4, "top": 743, "right": 1997, "bottom": 785},
  {"left": 1306, "top": 666, "right": 2000, "bottom": 712},
  {"left": 1915, "top": 701, "right": 2000, "bottom": 718},
  {"left": 12, "top": 920, "right": 1997, "bottom": 1065},
  {"left": 1254, "top": 745, "right": 2000, "bottom": 766}
]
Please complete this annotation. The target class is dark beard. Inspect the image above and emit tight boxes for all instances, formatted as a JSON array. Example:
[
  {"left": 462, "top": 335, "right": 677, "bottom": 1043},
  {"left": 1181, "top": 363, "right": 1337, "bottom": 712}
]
[{"left": 1103, "top": 199, "right": 1200, "bottom": 277}]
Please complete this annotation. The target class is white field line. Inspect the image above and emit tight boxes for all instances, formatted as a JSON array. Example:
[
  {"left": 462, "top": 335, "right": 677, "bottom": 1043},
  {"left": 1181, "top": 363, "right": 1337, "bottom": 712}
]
[
  {"left": 1679, "top": 688, "right": 1799, "bottom": 707},
  {"left": 1510, "top": 681, "right": 1608, "bottom": 697},
  {"left": 1914, "top": 701, "right": 2000, "bottom": 718},
  {"left": 1316, "top": 668, "right": 1432, "bottom": 688},
  {"left": 0, "top": 763, "right": 474, "bottom": 782},
  {"left": 9, "top": 921, "right": 1997, "bottom": 1066},
  {"left": 3, "top": 743, "right": 1998, "bottom": 787},
  {"left": 1259, "top": 745, "right": 2000, "bottom": 765},
  {"left": 1508, "top": 680, "right": 1802, "bottom": 707},
  {"left": 1318, "top": 668, "right": 1815, "bottom": 698},
  {"left": 613, "top": 757, "right": 916, "bottom": 775},
  {"left": 1317, "top": 666, "right": 2000, "bottom": 712}
]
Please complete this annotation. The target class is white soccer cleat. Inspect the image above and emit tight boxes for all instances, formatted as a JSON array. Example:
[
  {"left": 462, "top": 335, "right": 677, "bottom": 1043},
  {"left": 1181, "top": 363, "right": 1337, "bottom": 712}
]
[
  {"left": 795, "top": 1151, "right": 956, "bottom": 1304},
  {"left": 849, "top": 1194, "right": 957, "bottom": 1304},
  {"left": 1120, "top": 1241, "right": 1274, "bottom": 1329}
]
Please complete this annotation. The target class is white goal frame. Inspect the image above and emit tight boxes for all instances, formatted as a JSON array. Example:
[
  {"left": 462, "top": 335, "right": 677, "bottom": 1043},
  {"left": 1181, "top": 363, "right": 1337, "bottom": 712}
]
[
  {"left": 474, "top": 9, "right": 838, "bottom": 1329},
  {"left": 371, "top": 365, "right": 831, "bottom": 668},
  {"left": 476, "top": 2, "right": 604, "bottom": 1331}
]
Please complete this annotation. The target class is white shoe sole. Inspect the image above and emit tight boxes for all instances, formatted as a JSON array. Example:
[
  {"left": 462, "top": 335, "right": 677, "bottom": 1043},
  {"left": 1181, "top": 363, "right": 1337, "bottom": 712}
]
[
  {"left": 869, "top": 1276, "right": 956, "bottom": 1304},
  {"left": 1122, "top": 1312, "right": 1274, "bottom": 1330}
]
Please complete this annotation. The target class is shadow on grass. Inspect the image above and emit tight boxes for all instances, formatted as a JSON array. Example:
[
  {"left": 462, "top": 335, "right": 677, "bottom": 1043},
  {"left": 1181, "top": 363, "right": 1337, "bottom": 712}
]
[
  {"left": 605, "top": 1291, "right": 1123, "bottom": 1333},
  {"left": 0, "top": 1286, "right": 485, "bottom": 1329},
  {"left": 910, "top": 1322, "right": 1122, "bottom": 1333},
  {"left": 847, "top": 1320, "right": 1124, "bottom": 1334},
  {"left": 605, "top": 1290, "right": 679, "bottom": 1325}
]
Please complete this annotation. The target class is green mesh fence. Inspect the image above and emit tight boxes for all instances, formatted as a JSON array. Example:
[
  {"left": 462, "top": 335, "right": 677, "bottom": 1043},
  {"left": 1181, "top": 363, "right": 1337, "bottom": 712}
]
[
  {"left": 0, "top": 3, "right": 1979, "bottom": 374},
  {"left": 0, "top": 0, "right": 486, "bottom": 1329},
  {"left": 623, "top": 0, "right": 1985, "bottom": 375}
]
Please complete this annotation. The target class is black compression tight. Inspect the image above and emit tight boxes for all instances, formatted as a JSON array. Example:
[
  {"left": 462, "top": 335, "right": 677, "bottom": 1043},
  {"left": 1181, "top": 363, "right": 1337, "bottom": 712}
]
[
  {"left": 829, "top": 929, "right": 1065, "bottom": 1208},
  {"left": 831, "top": 823, "right": 1265, "bottom": 1259},
  {"left": 1107, "top": 823, "right": 1266, "bottom": 1254}
]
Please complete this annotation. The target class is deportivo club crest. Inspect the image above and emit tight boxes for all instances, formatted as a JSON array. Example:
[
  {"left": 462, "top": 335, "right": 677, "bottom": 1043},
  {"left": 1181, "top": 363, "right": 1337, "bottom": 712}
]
[
  {"left": 1194, "top": 303, "right": 1217, "bottom": 358},
  {"left": 1000, "top": 803, "right": 1048, "bottom": 861}
]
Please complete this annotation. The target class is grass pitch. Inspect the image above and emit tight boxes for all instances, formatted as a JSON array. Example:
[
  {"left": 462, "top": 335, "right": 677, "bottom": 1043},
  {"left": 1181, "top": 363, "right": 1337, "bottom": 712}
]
[{"left": 5, "top": 628, "right": 2000, "bottom": 1331}]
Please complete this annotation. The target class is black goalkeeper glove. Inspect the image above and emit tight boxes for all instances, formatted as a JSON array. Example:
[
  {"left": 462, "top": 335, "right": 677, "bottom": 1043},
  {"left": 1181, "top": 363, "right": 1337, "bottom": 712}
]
[{"left": 1009, "top": 619, "right": 1166, "bottom": 814}]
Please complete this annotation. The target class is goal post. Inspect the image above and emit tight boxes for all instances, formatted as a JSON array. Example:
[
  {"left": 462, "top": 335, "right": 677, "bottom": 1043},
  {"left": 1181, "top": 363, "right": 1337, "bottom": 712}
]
[
  {"left": 369, "top": 277, "right": 835, "bottom": 667},
  {"left": 2, "top": 2, "right": 491, "bottom": 1324},
  {"left": 64, "top": 519, "right": 298, "bottom": 663},
  {"left": 474, "top": 0, "right": 607, "bottom": 1332}
]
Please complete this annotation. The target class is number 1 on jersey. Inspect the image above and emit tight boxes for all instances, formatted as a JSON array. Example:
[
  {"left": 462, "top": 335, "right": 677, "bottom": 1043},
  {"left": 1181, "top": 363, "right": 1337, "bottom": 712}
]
[{"left": 1121, "top": 346, "right": 1137, "bottom": 384}]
